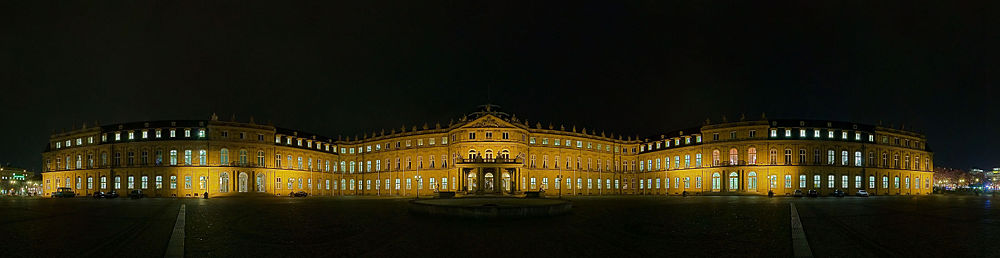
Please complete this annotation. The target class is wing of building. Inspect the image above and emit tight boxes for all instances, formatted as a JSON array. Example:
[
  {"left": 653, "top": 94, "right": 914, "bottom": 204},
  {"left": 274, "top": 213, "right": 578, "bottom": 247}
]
[{"left": 40, "top": 106, "right": 934, "bottom": 197}]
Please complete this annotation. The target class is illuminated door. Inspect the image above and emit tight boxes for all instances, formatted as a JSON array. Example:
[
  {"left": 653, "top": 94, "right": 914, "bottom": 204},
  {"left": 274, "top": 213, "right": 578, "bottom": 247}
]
[
  {"left": 238, "top": 172, "right": 248, "bottom": 193},
  {"left": 484, "top": 173, "right": 494, "bottom": 192},
  {"left": 729, "top": 172, "right": 739, "bottom": 191},
  {"left": 503, "top": 172, "right": 511, "bottom": 191},
  {"left": 256, "top": 173, "right": 265, "bottom": 192}
]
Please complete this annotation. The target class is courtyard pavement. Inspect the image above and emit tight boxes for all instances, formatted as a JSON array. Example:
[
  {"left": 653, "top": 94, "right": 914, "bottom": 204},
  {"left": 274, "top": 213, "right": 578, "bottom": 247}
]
[{"left": 0, "top": 195, "right": 995, "bottom": 257}]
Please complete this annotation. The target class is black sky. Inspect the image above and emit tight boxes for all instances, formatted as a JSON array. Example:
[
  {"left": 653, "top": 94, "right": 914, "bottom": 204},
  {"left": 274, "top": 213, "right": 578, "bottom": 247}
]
[{"left": 1, "top": 1, "right": 997, "bottom": 172}]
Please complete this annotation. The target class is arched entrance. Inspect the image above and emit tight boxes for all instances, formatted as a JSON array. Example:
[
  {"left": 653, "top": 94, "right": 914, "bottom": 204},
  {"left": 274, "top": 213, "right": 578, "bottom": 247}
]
[
  {"left": 255, "top": 173, "right": 265, "bottom": 192},
  {"left": 219, "top": 172, "right": 230, "bottom": 193},
  {"left": 238, "top": 172, "right": 248, "bottom": 192},
  {"left": 748, "top": 171, "right": 757, "bottom": 192},
  {"left": 503, "top": 172, "right": 511, "bottom": 191},
  {"left": 467, "top": 172, "right": 477, "bottom": 191},
  {"left": 484, "top": 173, "right": 494, "bottom": 191},
  {"left": 728, "top": 172, "right": 739, "bottom": 192}
]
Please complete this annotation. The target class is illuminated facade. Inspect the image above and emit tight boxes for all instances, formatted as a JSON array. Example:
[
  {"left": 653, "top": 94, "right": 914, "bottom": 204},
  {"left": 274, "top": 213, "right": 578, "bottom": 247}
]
[{"left": 41, "top": 106, "right": 934, "bottom": 197}]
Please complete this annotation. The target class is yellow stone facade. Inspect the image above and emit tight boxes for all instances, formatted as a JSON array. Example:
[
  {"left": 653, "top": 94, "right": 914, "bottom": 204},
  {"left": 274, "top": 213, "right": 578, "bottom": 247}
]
[{"left": 41, "top": 108, "right": 934, "bottom": 197}]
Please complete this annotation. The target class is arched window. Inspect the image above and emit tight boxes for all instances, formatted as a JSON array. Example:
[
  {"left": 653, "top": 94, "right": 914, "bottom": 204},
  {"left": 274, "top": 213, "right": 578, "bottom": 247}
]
[
  {"left": 748, "top": 172, "right": 757, "bottom": 191},
  {"left": 729, "top": 148, "right": 738, "bottom": 165},
  {"left": 238, "top": 149, "right": 248, "bottom": 165},
  {"left": 855, "top": 151, "right": 862, "bottom": 166},
  {"left": 769, "top": 149, "right": 777, "bottom": 164},
  {"left": 784, "top": 149, "right": 792, "bottom": 164},
  {"left": 747, "top": 147, "right": 757, "bottom": 165},
  {"left": 500, "top": 149, "right": 510, "bottom": 159},
  {"left": 712, "top": 172, "right": 721, "bottom": 190},
  {"left": 485, "top": 150, "right": 494, "bottom": 159},
  {"left": 712, "top": 150, "right": 720, "bottom": 166},
  {"left": 728, "top": 172, "right": 739, "bottom": 190},
  {"left": 468, "top": 149, "right": 477, "bottom": 159},
  {"left": 215, "top": 147, "right": 229, "bottom": 164}
]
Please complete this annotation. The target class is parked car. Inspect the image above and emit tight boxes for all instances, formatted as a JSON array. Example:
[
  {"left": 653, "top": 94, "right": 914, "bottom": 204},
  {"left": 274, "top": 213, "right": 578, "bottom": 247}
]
[
  {"left": 92, "top": 191, "right": 106, "bottom": 198},
  {"left": 105, "top": 190, "right": 120, "bottom": 199},
  {"left": 52, "top": 187, "right": 76, "bottom": 198},
  {"left": 293, "top": 191, "right": 308, "bottom": 197},
  {"left": 793, "top": 189, "right": 803, "bottom": 197},
  {"left": 128, "top": 190, "right": 144, "bottom": 199},
  {"left": 807, "top": 189, "right": 819, "bottom": 198},
  {"left": 831, "top": 189, "right": 845, "bottom": 197},
  {"left": 856, "top": 189, "right": 870, "bottom": 197}
]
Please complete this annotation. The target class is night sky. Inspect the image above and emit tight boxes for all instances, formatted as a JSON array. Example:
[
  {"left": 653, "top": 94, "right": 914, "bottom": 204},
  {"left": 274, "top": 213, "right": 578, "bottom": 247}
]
[{"left": 2, "top": 1, "right": 997, "bottom": 172}]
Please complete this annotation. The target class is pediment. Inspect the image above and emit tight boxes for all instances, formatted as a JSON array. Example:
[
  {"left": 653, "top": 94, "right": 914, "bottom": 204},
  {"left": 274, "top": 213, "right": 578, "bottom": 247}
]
[{"left": 460, "top": 115, "right": 518, "bottom": 129}]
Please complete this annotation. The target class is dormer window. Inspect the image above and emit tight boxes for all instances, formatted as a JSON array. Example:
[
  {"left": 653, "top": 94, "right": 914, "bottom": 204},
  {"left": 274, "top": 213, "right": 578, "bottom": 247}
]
[
  {"left": 842, "top": 132, "right": 848, "bottom": 139},
  {"left": 142, "top": 130, "right": 148, "bottom": 139},
  {"left": 56, "top": 142, "right": 61, "bottom": 149},
  {"left": 184, "top": 129, "right": 191, "bottom": 137},
  {"left": 800, "top": 129, "right": 806, "bottom": 137},
  {"left": 828, "top": 131, "right": 834, "bottom": 138},
  {"left": 770, "top": 129, "right": 777, "bottom": 137},
  {"left": 170, "top": 129, "right": 176, "bottom": 138},
  {"left": 155, "top": 129, "right": 162, "bottom": 138},
  {"left": 128, "top": 131, "right": 134, "bottom": 140},
  {"left": 814, "top": 129, "right": 820, "bottom": 137},
  {"left": 115, "top": 132, "right": 121, "bottom": 141},
  {"left": 297, "top": 139, "right": 302, "bottom": 146},
  {"left": 784, "top": 129, "right": 791, "bottom": 137},
  {"left": 696, "top": 135, "right": 702, "bottom": 143}
]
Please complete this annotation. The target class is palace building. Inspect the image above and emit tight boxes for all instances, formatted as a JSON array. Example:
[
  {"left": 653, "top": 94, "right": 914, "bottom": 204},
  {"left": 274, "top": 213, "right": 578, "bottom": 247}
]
[{"left": 40, "top": 105, "right": 934, "bottom": 197}]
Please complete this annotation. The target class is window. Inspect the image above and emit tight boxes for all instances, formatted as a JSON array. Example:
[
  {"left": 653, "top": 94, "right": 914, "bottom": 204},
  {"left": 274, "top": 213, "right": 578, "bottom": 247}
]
[
  {"left": 869, "top": 176, "right": 875, "bottom": 189},
  {"left": 854, "top": 151, "right": 862, "bottom": 166},
  {"left": 155, "top": 176, "right": 162, "bottom": 189},
  {"left": 841, "top": 150, "right": 848, "bottom": 166},
  {"left": 184, "top": 128, "right": 191, "bottom": 137},
  {"left": 747, "top": 148, "right": 757, "bottom": 165},
  {"left": 185, "top": 176, "right": 192, "bottom": 189},
  {"left": 855, "top": 176, "right": 862, "bottom": 189},
  {"left": 813, "top": 175, "right": 821, "bottom": 188},
  {"left": 695, "top": 154, "right": 702, "bottom": 167},
  {"left": 770, "top": 129, "right": 777, "bottom": 137},
  {"left": 785, "top": 175, "right": 792, "bottom": 188},
  {"left": 784, "top": 149, "right": 792, "bottom": 164},
  {"left": 800, "top": 175, "right": 806, "bottom": 188},
  {"left": 799, "top": 129, "right": 806, "bottom": 137},
  {"left": 170, "top": 176, "right": 177, "bottom": 189},
  {"left": 828, "top": 175, "right": 835, "bottom": 188},
  {"left": 729, "top": 148, "right": 738, "bottom": 165},
  {"left": 141, "top": 176, "right": 148, "bottom": 189},
  {"left": 841, "top": 175, "right": 848, "bottom": 188},
  {"left": 749, "top": 130, "right": 756, "bottom": 138},
  {"left": 827, "top": 150, "right": 835, "bottom": 165},
  {"left": 169, "top": 150, "right": 178, "bottom": 165},
  {"left": 184, "top": 150, "right": 192, "bottom": 165},
  {"left": 882, "top": 176, "right": 889, "bottom": 189},
  {"left": 199, "top": 150, "right": 207, "bottom": 165}
]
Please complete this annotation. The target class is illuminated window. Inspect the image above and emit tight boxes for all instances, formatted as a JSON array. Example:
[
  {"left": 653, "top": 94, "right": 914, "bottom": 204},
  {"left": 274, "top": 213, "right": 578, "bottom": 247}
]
[
  {"left": 800, "top": 175, "right": 806, "bottom": 188},
  {"left": 184, "top": 128, "right": 191, "bottom": 137}
]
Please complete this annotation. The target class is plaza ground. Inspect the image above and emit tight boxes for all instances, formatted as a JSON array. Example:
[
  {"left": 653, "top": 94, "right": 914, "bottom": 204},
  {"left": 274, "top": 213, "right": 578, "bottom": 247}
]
[{"left": 1, "top": 195, "right": 995, "bottom": 257}]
